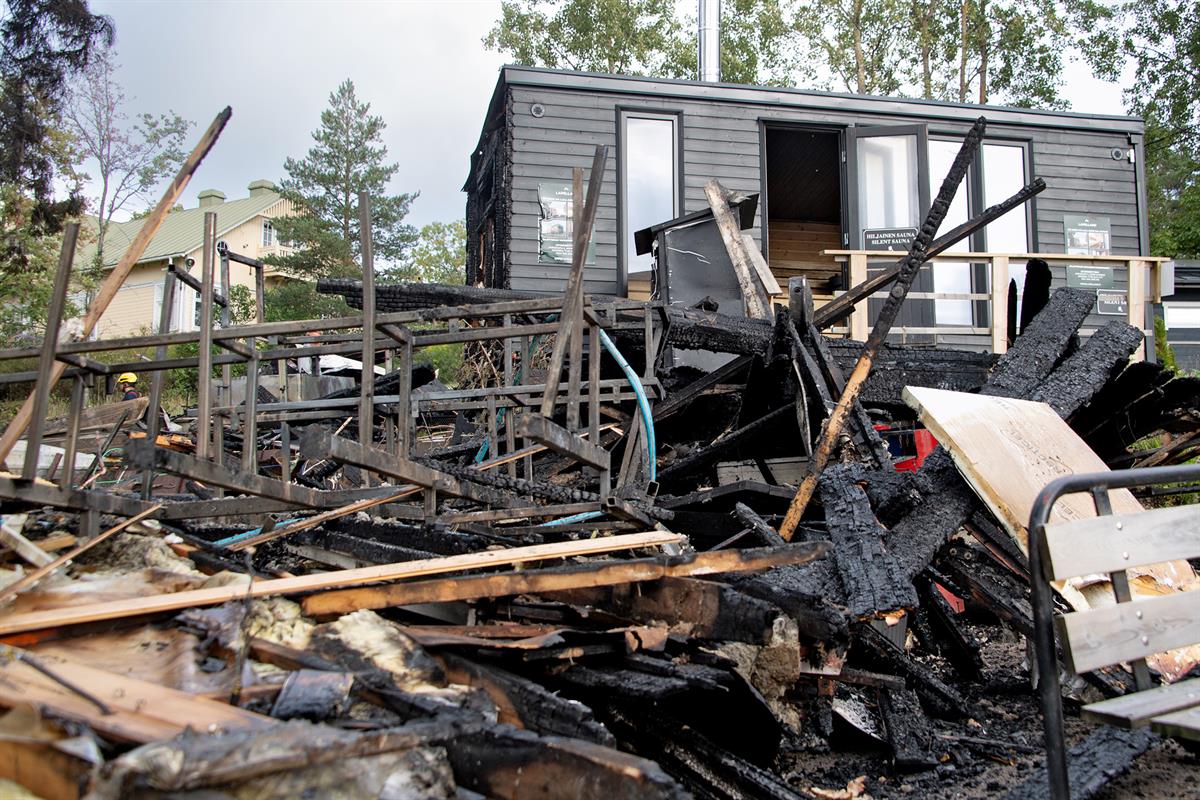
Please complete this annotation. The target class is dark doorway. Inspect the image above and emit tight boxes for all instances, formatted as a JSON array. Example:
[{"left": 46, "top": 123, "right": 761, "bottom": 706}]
[{"left": 763, "top": 126, "right": 845, "bottom": 303}]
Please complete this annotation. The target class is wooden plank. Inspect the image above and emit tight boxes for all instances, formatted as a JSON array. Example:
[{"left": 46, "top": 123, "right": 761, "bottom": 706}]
[
  {"left": 0, "top": 531, "right": 685, "bottom": 636},
  {"left": 705, "top": 180, "right": 770, "bottom": 320},
  {"left": 1058, "top": 591, "right": 1200, "bottom": 674},
  {"left": 0, "top": 504, "right": 163, "bottom": 604},
  {"left": 901, "top": 387, "right": 1146, "bottom": 549},
  {"left": 0, "top": 517, "right": 52, "bottom": 567},
  {"left": 1082, "top": 677, "right": 1200, "bottom": 728},
  {"left": 741, "top": 233, "right": 782, "bottom": 296},
  {"left": 0, "top": 649, "right": 271, "bottom": 743},
  {"left": 1042, "top": 505, "right": 1200, "bottom": 581},
  {"left": 990, "top": 255, "right": 1009, "bottom": 354},
  {"left": 1150, "top": 705, "right": 1200, "bottom": 741},
  {"left": 302, "top": 542, "right": 829, "bottom": 616},
  {"left": 516, "top": 414, "right": 609, "bottom": 470}
]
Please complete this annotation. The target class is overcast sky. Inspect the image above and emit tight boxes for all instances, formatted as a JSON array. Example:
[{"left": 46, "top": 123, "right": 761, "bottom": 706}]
[{"left": 89, "top": 0, "right": 1126, "bottom": 228}]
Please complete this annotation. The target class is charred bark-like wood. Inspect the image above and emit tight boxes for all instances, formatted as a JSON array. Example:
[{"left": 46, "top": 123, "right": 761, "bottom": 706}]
[
  {"left": 1031, "top": 321, "right": 1146, "bottom": 418},
  {"left": 854, "top": 623, "right": 971, "bottom": 719},
  {"left": 998, "top": 727, "right": 1156, "bottom": 800},
  {"left": 984, "top": 287, "right": 1096, "bottom": 399},
  {"left": 818, "top": 468, "right": 917, "bottom": 618},
  {"left": 880, "top": 686, "right": 939, "bottom": 771},
  {"left": 732, "top": 502, "right": 786, "bottom": 547}
]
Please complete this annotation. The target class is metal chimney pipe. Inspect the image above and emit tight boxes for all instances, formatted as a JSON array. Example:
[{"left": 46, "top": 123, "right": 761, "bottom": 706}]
[{"left": 698, "top": 0, "right": 720, "bottom": 82}]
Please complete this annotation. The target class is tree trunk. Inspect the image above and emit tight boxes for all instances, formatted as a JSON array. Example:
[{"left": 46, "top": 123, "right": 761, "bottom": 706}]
[
  {"left": 854, "top": 0, "right": 867, "bottom": 93},
  {"left": 917, "top": 1, "right": 933, "bottom": 99},
  {"left": 977, "top": 0, "right": 989, "bottom": 104},
  {"left": 958, "top": 0, "right": 970, "bottom": 102}
]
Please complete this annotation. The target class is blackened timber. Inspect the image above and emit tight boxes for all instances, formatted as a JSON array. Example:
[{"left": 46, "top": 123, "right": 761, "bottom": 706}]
[
  {"left": 0, "top": 476, "right": 151, "bottom": 517},
  {"left": 729, "top": 559, "right": 849, "bottom": 643},
  {"left": 780, "top": 118, "right": 987, "bottom": 539},
  {"left": 298, "top": 428, "right": 515, "bottom": 507},
  {"left": 818, "top": 468, "right": 917, "bottom": 618},
  {"left": 855, "top": 623, "right": 971, "bottom": 718},
  {"left": 998, "top": 727, "right": 1156, "bottom": 800},
  {"left": 654, "top": 355, "right": 754, "bottom": 421},
  {"left": 1031, "top": 320, "right": 1145, "bottom": 417},
  {"left": 436, "top": 652, "right": 616, "bottom": 746},
  {"left": 559, "top": 576, "right": 793, "bottom": 645},
  {"left": 880, "top": 686, "right": 939, "bottom": 770},
  {"left": 124, "top": 439, "right": 323, "bottom": 507},
  {"left": 419, "top": 457, "right": 604, "bottom": 506},
  {"left": 657, "top": 405, "right": 793, "bottom": 484},
  {"left": 983, "top": 287, "right": 1096, "bottom": 399},
  {"left": 732, "top": 502, "right": 785, "bottom": 547}
]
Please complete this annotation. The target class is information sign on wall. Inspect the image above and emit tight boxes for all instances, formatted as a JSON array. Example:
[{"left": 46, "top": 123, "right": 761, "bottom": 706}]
[
  {"left": 863, "top": 227, "right": 918, "bottom": 251},
  {"left": 1066, "top": 265, "right": 1115, "bottom": 289},
  {"left": 1063, "top": 214, "right": 1112, "bottom": 256},
  {"left": 537, "top": 182, "right": 596, "bottom": 265}
]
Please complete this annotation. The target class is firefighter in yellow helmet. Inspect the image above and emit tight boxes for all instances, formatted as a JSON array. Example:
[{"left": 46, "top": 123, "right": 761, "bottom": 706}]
[{"left": 116, "top": 372, "right": 140, "bottom": 401}]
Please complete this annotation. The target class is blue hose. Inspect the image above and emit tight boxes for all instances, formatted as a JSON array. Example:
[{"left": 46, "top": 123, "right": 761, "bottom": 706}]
[
  {"left": 213, "top": 518, "right": 304, "bottom": 548},
  {"left": 597, "top": 328, "right": 656, "bottom": 482}
]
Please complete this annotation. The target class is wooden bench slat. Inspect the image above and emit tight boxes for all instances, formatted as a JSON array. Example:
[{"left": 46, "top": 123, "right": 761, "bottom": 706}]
[
  {"left": 1150, "top": 706, "right": 1200, "bottom": 742},
  {"left": 1082, "top": 677, "right": 1200, "bottom": 728},
  {"left": 1041, "top": 505, "right": 1200, "bottom": 581},
  {"left": 1058, "top": 591, "right": 1200, "bottom": 674}
]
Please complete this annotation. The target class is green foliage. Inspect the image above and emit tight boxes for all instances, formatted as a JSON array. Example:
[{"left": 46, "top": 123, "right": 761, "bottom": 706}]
[
  {"left": 1155, "top": 316, "right": 1179, "bottom": 374},
  {"left": 0, "top": 0, "right": 112, "bottom": 231},
  {"left": 1085, "top": 0, "right": 1200, "bottom": 258},
  {"left": 262, "top": 280, "right": 351, "bottom": 323},
  {"left": 384, "top": 220, "right": 467, "bottom": 284},
  {"left": 65, "top": 47, "right": 192, "bottom": 266},
  {"left": 484, "top": 0, "right": 687, "bottom": 76},
  {"left": 269, "top": 79, "right": 418, "bottom": 279},
  {"left": 485, "top": 0, "right": 1100, "bottom": 108},
  {"left": 228, "top": 284, "right": 256, "bottom": 324},
  {"left": 418, "top": 343, "right": 465, "bottom": 387}
]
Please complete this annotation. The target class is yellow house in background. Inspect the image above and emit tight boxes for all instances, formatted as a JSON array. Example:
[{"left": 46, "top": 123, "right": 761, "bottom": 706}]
[{"left": 79, "top": 180, "right": 296, "bottom": 338}]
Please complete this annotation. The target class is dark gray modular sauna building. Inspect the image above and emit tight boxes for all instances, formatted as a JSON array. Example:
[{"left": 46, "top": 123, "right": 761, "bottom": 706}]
[{"left": 464, "top": 65, "right": 1165, "bottom": 355}]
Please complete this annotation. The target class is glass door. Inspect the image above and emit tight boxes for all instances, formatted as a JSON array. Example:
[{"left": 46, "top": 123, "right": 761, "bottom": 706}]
[{"left": 845, "top": 124, "right": 930, "bottom": 250}]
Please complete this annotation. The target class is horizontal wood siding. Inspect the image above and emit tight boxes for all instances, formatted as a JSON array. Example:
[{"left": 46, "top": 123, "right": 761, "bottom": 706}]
[{"left": 504, "top": 83, "right": 1144, "bottom": 311}]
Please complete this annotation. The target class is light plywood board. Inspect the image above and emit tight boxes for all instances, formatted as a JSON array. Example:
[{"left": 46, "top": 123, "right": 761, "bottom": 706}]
[
  {"left": 903, "top": 386, "right": 1200, "bottom": 682},
  {"left": 902, "top": 387, "right": 1144, "bottom": 544}
]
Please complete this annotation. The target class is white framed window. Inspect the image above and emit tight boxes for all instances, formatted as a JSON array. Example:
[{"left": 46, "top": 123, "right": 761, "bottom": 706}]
[
  {"left": 262, "top": 219, "right": 274, "bottom": 247},
  {"left": 620, "top": 111, "right": 680, "bottom": 278},
  {"left": 1165, "top": 303, "right": 1200, "bottom": 329}
]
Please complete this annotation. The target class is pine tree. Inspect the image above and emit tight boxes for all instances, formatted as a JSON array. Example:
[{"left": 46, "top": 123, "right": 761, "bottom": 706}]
[{"left": 270, "top": 79, "right": 418, "bottom": 279}]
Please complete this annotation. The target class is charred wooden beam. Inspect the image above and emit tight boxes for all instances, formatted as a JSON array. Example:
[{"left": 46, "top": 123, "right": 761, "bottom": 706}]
[
  {"left": 780, "top": 118, "right": 988, "bottom": 538},
  {"left": 558, "top": 575, "right": 793, "bottom": 645},
  {"left": 298, "top": 427, "right": 516, "bottom": 507},
  {"left": 732, "top": 502, "right": 785, "bottom": 547},
  {"left": 854, "top": 623, "right": 971, "bottom": 719},
  {"left": 880, "top": 686, "right": 939, "bottom": 770},
  {"left": 998, "top": 727, "right": 1156, "bottom": 800},
  {"left": 818, "top": 468, "right": 917, "bottom": 619},
  {"left": 983, "top": 287, "right": 1097, "bottom": 399},
  {"left": 436, "top": 651, "right": 615, "bottom": 746},
  {"left": 1031, "top": 320, "right": 1161, "bottom": 418},
  {"left": 657, "top": 405, "right": 793, "bottom": 485}
]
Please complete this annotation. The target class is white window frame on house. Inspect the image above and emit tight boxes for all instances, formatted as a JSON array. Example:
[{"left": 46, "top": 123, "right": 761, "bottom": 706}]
[
  {"left": 262, "top": 219, "right": 274, "bottom": 247},
  {"left": 618, "top": 109, "right": 682, "bottom": 289}
]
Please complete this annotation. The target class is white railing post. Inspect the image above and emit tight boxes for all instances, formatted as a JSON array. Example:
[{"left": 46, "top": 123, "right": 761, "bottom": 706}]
[
  {"left": 1128, "top": 258, "right": 1147, "bottom": 362},
  {"left": 990, "top": 255, "right": 1009, "bottom": 354},
  {"left": 848, "top": 252, "right": 869, "bottom": 341}
]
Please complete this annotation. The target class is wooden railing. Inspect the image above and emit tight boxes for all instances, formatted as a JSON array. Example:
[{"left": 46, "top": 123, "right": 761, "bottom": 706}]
[{"left": 824, "top": 251, "right": 1170, "bottom": 357}]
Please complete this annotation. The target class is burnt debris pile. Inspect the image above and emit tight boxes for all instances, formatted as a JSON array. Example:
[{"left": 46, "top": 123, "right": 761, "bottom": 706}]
[{"left": 0, "top": 134, "right": 1197, "bottom": 800}]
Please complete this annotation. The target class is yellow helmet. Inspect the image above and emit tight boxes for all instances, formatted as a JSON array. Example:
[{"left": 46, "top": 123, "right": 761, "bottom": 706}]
[{"left": 117, "top": 372, "right": 138, "bottom": 385}]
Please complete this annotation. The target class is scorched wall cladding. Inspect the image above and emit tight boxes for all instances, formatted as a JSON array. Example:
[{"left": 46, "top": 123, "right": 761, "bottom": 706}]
[{"left": 499, "top": 71, "right": 1145, "bottom": 299}]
